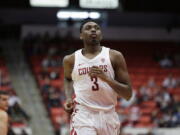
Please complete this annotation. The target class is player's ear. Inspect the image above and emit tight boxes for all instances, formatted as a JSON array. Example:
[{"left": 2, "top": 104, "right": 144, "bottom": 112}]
[
  {"left": 100, "top": 34, "right": 103, "bottom": 41},
  {"left": 80, "top": 33, "right": 83, "bottom": 40}
]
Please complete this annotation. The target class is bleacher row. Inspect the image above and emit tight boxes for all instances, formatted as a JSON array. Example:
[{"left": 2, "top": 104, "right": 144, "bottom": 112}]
[
  {"left": 0, "top": 56, "right": 31, "bottom": 135},
  {"left": 26, "top": 40, "right": 180, "bottom": 134}
]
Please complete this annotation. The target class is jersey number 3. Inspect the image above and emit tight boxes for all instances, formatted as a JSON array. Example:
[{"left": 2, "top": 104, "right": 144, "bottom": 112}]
[{"left": 91, "top": 76, "right": 99, "bottom": 91}]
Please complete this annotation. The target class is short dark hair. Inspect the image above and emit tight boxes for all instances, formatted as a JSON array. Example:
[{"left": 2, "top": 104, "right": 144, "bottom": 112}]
[
  {"left": 80, "top": 19, "right": 98, "bottom": 33},
  {"left": 0, "top": 91, "right": 9, "bottom": 97}
]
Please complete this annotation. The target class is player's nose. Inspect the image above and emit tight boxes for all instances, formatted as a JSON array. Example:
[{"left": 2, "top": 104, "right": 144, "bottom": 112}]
[
  {"left": 91, "top": 27, "right": 96, "bottom": 32},
  {"left": 5, "top": 101, "right": 8, "bottom": 106}
]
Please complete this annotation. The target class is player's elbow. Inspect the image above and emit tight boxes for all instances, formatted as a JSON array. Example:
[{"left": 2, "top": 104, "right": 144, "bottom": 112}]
[{"left": 125, "top": 87, "right": 132, "bottom": 101}]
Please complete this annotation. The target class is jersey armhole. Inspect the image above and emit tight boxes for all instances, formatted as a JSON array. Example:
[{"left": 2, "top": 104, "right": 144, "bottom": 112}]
[
  {"left": 107, "top": 48, "right": 115, "bottom": 79},
  {"left": 71, "top": 50, "right": 79, "bottom": 77}
]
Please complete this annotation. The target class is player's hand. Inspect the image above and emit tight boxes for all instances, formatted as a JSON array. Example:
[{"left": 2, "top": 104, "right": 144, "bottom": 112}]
[
  {"left": 88, "top": 66, "right": 108, "bottom": 81},
  {"left": 64, "top": 98, "right": 74, "bottom": 114}
]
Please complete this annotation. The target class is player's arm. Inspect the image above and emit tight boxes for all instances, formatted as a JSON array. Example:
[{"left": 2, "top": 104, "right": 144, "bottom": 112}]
[
  {"left": 63, "top": 53, "right": 75, "bottom": 113},
  {"left": 109, "top": 50, "right": 132, "bottom": 100},
  {"left": 0, "top": 111, "right": 8, "bottom": 135}
]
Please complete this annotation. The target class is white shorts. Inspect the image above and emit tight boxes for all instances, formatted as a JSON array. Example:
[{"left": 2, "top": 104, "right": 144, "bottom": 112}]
[{"left": 70, "top": 104, "right": 120, "bottom": 135}]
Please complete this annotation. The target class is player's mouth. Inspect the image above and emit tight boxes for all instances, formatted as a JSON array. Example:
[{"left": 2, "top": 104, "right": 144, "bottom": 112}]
[
  {"left": 1, "top": 105, "right": 8, "bottom": 111},
  {"left": 90, "top": 34, "right": 97, "bottom": 38},
  {"left": 5, "top": 106, "right": 8, "bottom": 110}
]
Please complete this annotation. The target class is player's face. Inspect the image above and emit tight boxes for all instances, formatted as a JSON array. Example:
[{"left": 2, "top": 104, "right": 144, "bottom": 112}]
[
  {"left": 80, "top": 22, "right": 102, "bottom": 44},
  {"left": 0, "top": 95, "right": 9, "bottom": 111}
]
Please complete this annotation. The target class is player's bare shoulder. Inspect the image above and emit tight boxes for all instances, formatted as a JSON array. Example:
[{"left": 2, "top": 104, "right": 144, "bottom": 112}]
[
  {"left": 0, "top": 110, "right": 8, "bottom": 135},
  {"left": 63, "top": 53, "right": 75, "bottom": 67},
  {"left": 109, "top": 49, "right": 124, "bottom": 57},
  {"left": 0, "top": 110, "right": 8, "bottom": 121},
  {"left": 63, "top": 53, "right": 75, "bottom": 79},
  {"left": 109, "top": 49, "right": 125, "bottom": 67}
]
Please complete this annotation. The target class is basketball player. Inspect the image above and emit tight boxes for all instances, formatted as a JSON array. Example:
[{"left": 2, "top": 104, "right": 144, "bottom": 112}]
[
  {"left": 0, "top": 91, "right": 9, "bottom": 135},
  {"left": 63, "top": 20, "right": 132, "bottom": 135}
]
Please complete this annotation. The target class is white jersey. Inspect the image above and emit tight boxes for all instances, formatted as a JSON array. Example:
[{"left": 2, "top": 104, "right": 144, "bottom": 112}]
[{"left": 71, "top": 46, "right": 118, "bottom": 111}]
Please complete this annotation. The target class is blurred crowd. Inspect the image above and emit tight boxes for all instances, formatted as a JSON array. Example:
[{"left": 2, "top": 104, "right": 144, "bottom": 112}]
[
  {"left": 153, "top": 50, "right": 180, "bottom": 68},
  {"left": 23, "top": 31, "right": 77, "bottom": 58},
  {"left": 119, "top": 75, "right": 180, "bottom": 127},
  {"left": 7, "top": 91, "right": 31, "bottom": 135},
  {"left": 0, "top": 52, "right": 31, "bottom": 135}
]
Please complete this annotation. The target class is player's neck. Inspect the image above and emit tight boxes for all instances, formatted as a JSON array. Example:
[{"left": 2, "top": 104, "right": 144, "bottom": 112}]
[
  {"left": 0, "top": 108, "right": 5, "bottom": 112},
  {"left": 83, "top": 44, "right": 102, "bottom": 54}
]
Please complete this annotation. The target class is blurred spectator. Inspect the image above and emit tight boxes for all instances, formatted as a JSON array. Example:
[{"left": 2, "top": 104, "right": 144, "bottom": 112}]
[
  {"left": 156, "top": 90, "right": 171, "bottom": 112},
  {"left": 147, "top": 77, "right": 157, "bottom": 88},
  {"left": 50, "top": 69, "right": 60, "bottom": 80},
  {"left": 8, "top": 92, "right": 30, "bottom": 122},
  {"left": 162, "top": 74, "right": 177, "bottom": 89},
  {"left": 1, "top": 73, "right": 11, "bottom": 86},
  {"left": 39, "top": 67, "right": 50, "bottom": 80},
  {"left": 8, "top": 102, "right": 31, "bottom": 123},
  {"left": 160, "top": 110, "right": 173, "bottom": 127},
  {"left": 48, "top": 46, "right": 58, "bottom": 56},
  {"left": 8, "top": 91, "right": 22, "bottom": 107},
  {"left": 48, "top": 87, "right": 61, "bottom": 108},
  {"left": 59, "top": 88, "right": 66, "bottom": 103},
  {"left": 41, "top": 78, "right": 51, "bottom": 98},
  {"left": 159, "top": 55, "right": 173, "bottom": 68},
  {"left": 42, "top": 56, "right": 53, "bottom": 67},
  {"left": 42, "top": 56, "right": 60, "bottom": 68},
  {"left": 129, "top": 105, "right": 140, "bottom": 125},
  {"left": 21, "top": 129, "right": 28, "bottom": 135},
  {"left": 139, "top": 85, "right": 151, "bottom": 101},
  {"left": 8, "top": 128, "right": 16, "bottom": 135},
  {"left": 171, "top": 110, "right": 180, "bottom": 126}
]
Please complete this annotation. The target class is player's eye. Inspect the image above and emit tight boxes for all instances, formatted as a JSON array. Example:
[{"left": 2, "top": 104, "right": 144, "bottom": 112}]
[
  {"left": 85, "top": 26, "right": 91, "bottom": 30},
  {"left": 95, "top": 26, "right": 100, "bottom": 30}
]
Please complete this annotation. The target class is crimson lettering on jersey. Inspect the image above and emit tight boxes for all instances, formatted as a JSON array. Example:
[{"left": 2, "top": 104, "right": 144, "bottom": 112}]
[
  {"left": 78, "top": 65, "right": 108, "bottom": 76},
  {"left": 78, "top": 67, "right": 90, "bottom": 75}
]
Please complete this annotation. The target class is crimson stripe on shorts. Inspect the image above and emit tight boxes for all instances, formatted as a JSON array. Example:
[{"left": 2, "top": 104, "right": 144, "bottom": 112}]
[
  {"left": 70, "top": 128, "right": 74, "bottom": 135},
  {"left": 74, "top": 130, "right": 77, "bottom": 135}
]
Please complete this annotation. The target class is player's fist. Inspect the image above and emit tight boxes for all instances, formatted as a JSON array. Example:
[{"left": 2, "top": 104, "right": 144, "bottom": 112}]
[
  {"left": 89, "top": 66, "right": 108, "bottom": 81},
  {"left": 64, "top": 98, "right": 74, "bottom": 114}
]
